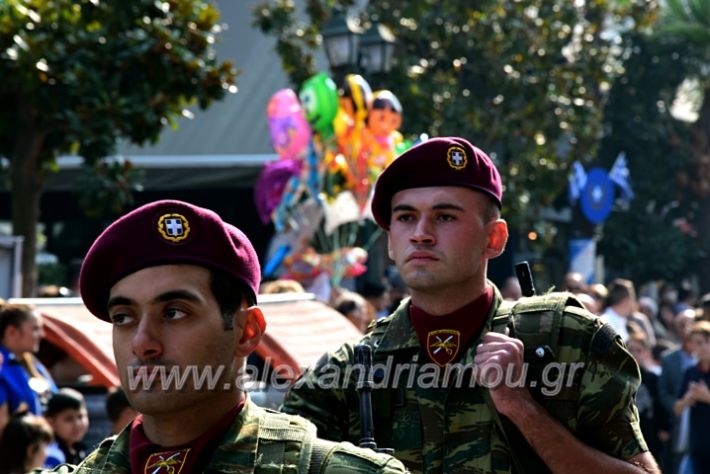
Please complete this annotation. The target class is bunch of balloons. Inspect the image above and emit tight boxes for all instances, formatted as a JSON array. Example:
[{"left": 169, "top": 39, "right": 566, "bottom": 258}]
[{"left": 255, "top": 71, "right": 413, "bottom": 283}]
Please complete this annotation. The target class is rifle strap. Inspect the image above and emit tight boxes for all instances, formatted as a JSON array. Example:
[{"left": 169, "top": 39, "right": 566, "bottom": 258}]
[{"left": 485, "top": 302, "right": 550, "bottom": 473}]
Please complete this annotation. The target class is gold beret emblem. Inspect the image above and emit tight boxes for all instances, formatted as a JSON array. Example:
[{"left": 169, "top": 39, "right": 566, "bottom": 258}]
[
  {"left": 157, "top": 213, "right": 190, "bottom": 243},
  {"left": 446, "top": 146, "right": 467, "bottom": 170}
]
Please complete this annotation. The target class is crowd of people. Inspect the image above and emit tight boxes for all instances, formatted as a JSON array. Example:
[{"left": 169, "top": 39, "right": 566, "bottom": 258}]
[
  {"left": 555, "top": 273, "right": 710, "bottom": 474},
  {"left": 0, "top": 302, "right": 141, "bottom": 473}
]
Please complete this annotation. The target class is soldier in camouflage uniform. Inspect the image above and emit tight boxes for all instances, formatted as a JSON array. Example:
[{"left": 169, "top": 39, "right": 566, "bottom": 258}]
[
  {"left": 38, "top": 200, "right": 406, "bottom": 473},
  {"left": 282, "top": 137, "right": 659, "bottom": 473}
]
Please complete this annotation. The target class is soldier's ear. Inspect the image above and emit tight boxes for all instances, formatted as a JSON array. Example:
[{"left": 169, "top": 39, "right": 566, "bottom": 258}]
[
  {"left": 387, "top": 233, "right": 394, "bottom": 260},
  {"left": 484, "top": 219, "right": 508, "bottom": 259},
  {"left": 234, "top": 306, "right": 266, "bottom": 357}
]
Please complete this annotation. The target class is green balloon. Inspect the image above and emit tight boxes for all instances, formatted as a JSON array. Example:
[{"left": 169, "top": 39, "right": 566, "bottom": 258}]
[{"left": 299, "top": 72, "right": 338, "bottom": 136}]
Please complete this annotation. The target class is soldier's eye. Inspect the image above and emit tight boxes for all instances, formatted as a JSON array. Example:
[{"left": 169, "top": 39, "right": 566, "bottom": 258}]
[
  {"left": 165, "top": 307, "right": 188, "bottom": 321},
  {"left": 109, "top": 312, "right": 134, "bottom": 326},
  {"left": 394, "top": 213, "right": 414, "bottom": 223}
]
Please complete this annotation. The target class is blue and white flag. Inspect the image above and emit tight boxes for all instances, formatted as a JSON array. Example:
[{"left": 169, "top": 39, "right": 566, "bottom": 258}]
[
  {"left": 568, "top": 161, "right": 587, "bottom": 205},
  {"left": 609, "top": 152, "right": 634, "bottom": 202}
]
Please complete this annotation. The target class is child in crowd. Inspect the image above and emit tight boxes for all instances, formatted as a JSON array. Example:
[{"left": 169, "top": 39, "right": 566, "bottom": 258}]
[
  {"left": 0, "top": 411, "right": 53, "bottom": 473},
  {"left": 43, "top": 388, "right": 89, "bottom": 467},
  {"left": 105, "top": 386, "right": 138, "bottom": 435}
]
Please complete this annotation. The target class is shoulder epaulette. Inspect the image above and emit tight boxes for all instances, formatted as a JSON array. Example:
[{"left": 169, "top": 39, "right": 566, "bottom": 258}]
[{"left": 494, "top": 292, "right": 586, "bottom": 361}]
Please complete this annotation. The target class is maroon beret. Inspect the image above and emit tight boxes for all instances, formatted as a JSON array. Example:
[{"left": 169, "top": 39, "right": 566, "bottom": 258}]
[
  {"left": 370, "top": 136, "right": 503, "bottom": 229},
  {"left": 79, "top": 200, "right": 260, "bottom": 320}
]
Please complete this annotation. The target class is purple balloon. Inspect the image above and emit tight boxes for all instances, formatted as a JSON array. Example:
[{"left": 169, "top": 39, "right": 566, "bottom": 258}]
[{"left": 254, "top": 159, "right": 303, "bottom": 224}]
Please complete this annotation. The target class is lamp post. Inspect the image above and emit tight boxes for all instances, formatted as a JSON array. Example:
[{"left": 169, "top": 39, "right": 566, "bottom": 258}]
[
  {"left": 321, "top": 8, "right": 363, "bottom": 84},
  {"left": 359, "top": 21, "right": 396, "bottom": 77},
  {"left": 321, "top": 11, "right": 396, "bottom": 85}
]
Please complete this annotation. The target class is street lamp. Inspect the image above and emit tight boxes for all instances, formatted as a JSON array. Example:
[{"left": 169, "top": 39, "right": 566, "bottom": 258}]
[
  {"left": 321, "top": 10, "right": 396, "bottom": 83},
  {"left": 359, "top": 22, "right": 396, "bottom": 75},
  {"left": 321, "top": 8, "right": 363, "bottom": 82}
]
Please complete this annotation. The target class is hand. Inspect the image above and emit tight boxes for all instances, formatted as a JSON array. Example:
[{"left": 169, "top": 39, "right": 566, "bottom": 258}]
[
  {"left": 474, "top": 331, "right": 533, "bottom": 416},
  {"left": 689, "top": 381, "right": 710, "bottom": 404},
  {"left": 681, "top": 390, "right": 697, "bottom": 408}
]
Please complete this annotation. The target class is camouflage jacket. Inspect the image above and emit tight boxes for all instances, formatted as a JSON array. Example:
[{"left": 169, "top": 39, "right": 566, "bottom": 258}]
[
  {"left": 281, "top": 287, "right": 648, "bottom": 473},
  {"left": 36, "top": 399, "right": 407, "bottom": 473}
]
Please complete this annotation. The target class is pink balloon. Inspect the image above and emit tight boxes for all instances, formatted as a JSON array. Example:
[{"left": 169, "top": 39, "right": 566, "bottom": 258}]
[{"left": 267, "top": 89, "right": 312, "bottom": 160}]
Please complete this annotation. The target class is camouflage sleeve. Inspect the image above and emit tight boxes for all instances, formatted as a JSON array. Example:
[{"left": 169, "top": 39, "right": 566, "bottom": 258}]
[
  {"left": 281, "top": 342, "right": 357, "bottom": 442},
  {"left": 576, "top": 322, "right": 648, "bottom": 460},
  {"left": 324, "top": 442, "right": 409, "bottom": 473}
]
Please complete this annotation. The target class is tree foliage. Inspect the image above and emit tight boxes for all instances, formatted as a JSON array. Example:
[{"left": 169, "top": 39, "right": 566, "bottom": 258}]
[
  {"left": 598, "top": 32, "right": 701, "bottom": 284},
  {"left": 254, "top": 0, "right": 659, "bottom": 231},
  {"left": 0, "top": 0, "right": 236, "bottom": 295},
  {"left": 652, "top": 0, "right": 710, "bottom": 290}
]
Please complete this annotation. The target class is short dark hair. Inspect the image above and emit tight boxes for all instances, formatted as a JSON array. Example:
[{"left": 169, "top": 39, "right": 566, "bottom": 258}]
[
  {"left": 210, "top": 268, "right": 254, "bottom": 330},
  {"left": 105, "top": 387, "right": 132, "bottom": 423},
  {"left": 606, "top": 279, "right": 635, "bottom": 307},
  {"left": 45, "top": 387, "right": 85, "bottom": 417},
  {"left": 0, "top": 304, "right": 35, "bottom": 339},
  {"left": 0, "top": 412, "right": 53, "bottom": 472},
  {"left": 481, "top": 195, "right": 501, "bottom": 223}
]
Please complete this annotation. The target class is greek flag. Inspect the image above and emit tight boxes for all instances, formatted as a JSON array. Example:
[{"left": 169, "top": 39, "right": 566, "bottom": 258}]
[
  {"left": 609, "top": 152, "right": 634, "bottom": 202},
  {"left": 568, "top": 161, "right": 587, "bottom": 205}
]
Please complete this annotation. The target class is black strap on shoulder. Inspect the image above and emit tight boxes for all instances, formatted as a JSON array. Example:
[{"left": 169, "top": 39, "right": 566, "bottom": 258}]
[{"left": 487, "top": 301, "right": 550, "bottom": 474}]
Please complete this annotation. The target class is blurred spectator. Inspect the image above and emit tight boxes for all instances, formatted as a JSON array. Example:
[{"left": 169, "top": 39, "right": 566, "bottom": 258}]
[
  {"left": 562, "top": 271, "right": 587, "bottom": 293},
  {"left": 359, "top": 280, "right": 391, "bottom": 319},
  {"left": 660, "top": 282, "right": 679, "bottom": 307},
  {"left": 260, "top": 278, "right": 305, "bottom": 294},
  {"left": 333, "top": 290, "right": 373, "bottom": 333},
  {"left": 43, "top": 388, "right": 89, "bottom": 467},
  {"left": 673, "top": 321, "right": 710, "bottom": 473},
  {"left": 575, "top": 292, "right": 600, "bottom": 315},
  {"left": 0, "top": 411, "right": 53, "bottom": 473},
  {"left": 658, "top": 302, "right": 677, "bottom": 341},
  {"left": 653, "top": 340, "right": 675, "bottom": 366},
  {"left": 587, "top": 283, "right": 608, "bottom": 313},
  {"left": 658, "top": 308, "right": 698, "bottom": 474},
  {"left": 105, "top": 386, "right": 138, "bottom": 435},
  {"left": 500, "top": 276, "right": 522, "bottom": 301},
  {"left": 0, "top": 304, "right": 57, "bottom": 434},
  {"left": 698, "top": 292, "right": 710, "bottom": 322},
  {"left": 639, "top": 296, "right": 670, "bottom": 344},
  {"left": 627, "top": 331, "right": 669, "bottom": 461},
  {"left": 668, "top": 306, "right": 697, "bottom": 346},
  {"left": 600, "top": 279, "right": 637, "bottom": 342}
]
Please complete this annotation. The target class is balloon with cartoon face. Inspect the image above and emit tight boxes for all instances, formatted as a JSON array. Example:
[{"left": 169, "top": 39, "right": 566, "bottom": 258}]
[
  {"left": 368, "top": 90, "right": 402, "bottom": 139},
  {"left": 299, "top": 72, "right": 338, "bottom": 138},
  {"left": 266, "top": 88, "right": 312, "bottom": 160},
  {"left": 339, "top": 74, "right": 373, "bottom": 125},
  {"left": 366, "top": 89, "right": 404, "bottom": 170}
]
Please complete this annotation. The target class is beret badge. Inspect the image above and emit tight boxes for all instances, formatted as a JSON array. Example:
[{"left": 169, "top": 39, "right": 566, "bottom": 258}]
[
  {"left": 446, "top": 145, "right": 468, "bottom": 170},
  {"left": 157, "top": 213, "right": 191, "bottom": 243}
]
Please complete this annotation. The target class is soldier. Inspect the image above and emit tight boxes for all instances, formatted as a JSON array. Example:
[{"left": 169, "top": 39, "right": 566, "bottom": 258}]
[
  {"left": 282, "top": 137, "right": 660, "bottom": 473},
  {"left": 38, "top": 200, "right": 406, "bottom": 473}
]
